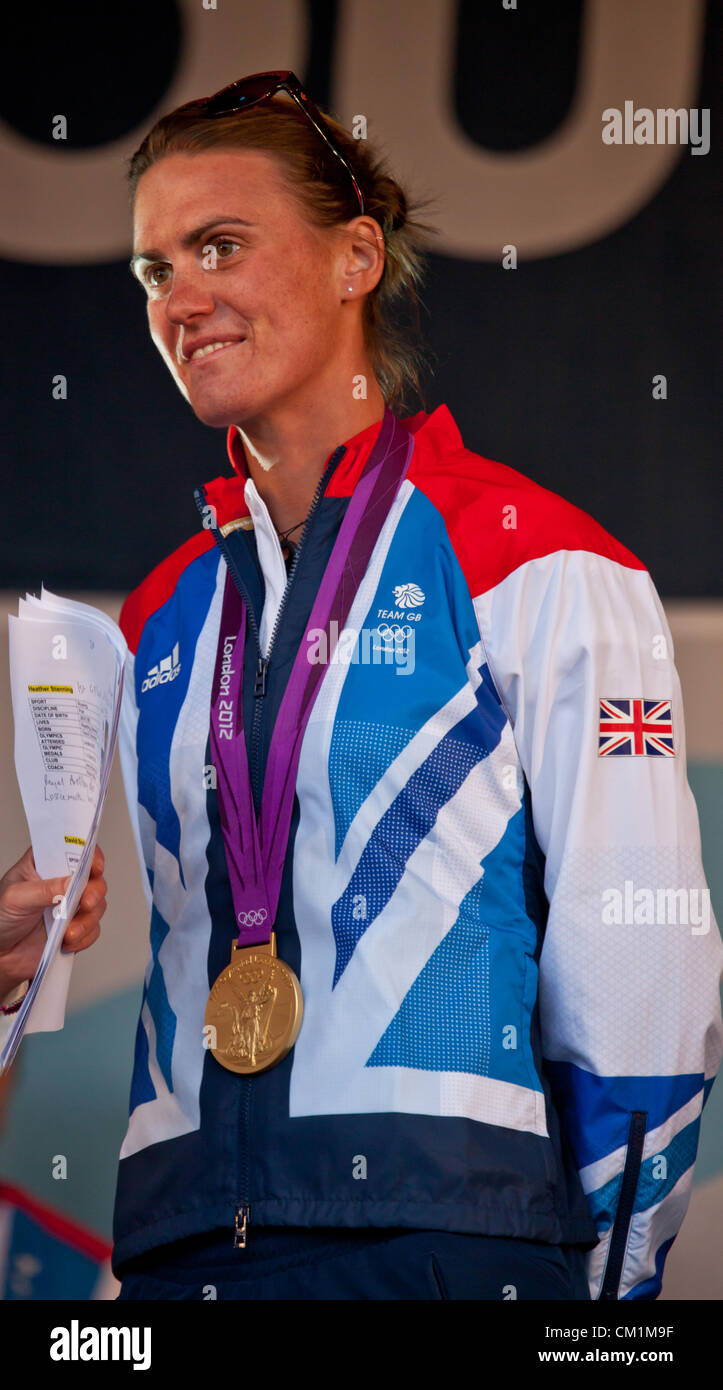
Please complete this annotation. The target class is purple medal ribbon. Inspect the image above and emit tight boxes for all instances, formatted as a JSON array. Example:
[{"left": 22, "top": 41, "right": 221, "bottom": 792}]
[{"left": 210, "top": 407, "right": 415, "bottom": 950}]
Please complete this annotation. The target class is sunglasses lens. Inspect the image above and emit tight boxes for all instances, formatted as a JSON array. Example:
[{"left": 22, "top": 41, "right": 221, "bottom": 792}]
[{"left": 205, "top": 75, "right": 276, "bottom": 116}]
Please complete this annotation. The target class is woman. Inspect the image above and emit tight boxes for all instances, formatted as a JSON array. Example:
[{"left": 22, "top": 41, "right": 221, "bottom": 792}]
[{"left": 59, "top": 72, "right": 723, "bottom": 1300}]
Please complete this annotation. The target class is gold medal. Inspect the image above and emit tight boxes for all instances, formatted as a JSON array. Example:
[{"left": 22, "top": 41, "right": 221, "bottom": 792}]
[{"left": 205, "top": 933, "right": 303, "bottom": 1074}]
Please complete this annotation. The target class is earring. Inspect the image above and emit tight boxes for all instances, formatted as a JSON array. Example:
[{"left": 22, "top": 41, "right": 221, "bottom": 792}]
[{"left": 348, "top": 286, "right": 353, "bottom": 293}]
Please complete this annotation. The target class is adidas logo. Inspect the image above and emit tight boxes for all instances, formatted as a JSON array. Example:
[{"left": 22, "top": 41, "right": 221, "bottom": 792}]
[{"left": 141, "top": 642, "right": 181, "bottom": 693}]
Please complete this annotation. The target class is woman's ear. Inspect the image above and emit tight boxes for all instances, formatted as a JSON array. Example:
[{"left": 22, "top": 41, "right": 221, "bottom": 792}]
[{"left": 341, "top": 217, "right": 385, "bottom": 298}]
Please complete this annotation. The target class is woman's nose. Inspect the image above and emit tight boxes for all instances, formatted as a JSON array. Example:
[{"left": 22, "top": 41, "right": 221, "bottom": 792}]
[{"left": 164, "top": 269, "right": 216, "bottom": 324}]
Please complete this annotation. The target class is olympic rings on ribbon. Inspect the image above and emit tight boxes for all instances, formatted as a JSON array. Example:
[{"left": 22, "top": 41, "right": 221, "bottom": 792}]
[{"left": 237, "top": 907, "right": 268, "bottom": 927}]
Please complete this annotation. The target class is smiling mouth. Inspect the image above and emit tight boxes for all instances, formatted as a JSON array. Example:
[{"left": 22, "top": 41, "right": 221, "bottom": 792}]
[{"left": 185, "top": 339, "right": 246, "bottom": 363}]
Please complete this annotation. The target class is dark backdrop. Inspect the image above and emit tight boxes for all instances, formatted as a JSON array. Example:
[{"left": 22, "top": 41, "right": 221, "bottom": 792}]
[{"left": 0, "top": 0, "right": 720, "bottom": 597}]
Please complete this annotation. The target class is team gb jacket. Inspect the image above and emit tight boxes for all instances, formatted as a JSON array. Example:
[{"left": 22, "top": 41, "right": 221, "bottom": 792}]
[{"left": 113, "top": 403, "right": 723, "bottom": 1299}]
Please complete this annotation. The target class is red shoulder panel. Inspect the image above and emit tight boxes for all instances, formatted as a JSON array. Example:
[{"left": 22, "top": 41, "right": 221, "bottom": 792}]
[
  {"left": 0, "top": 1181, "right": 111, "bottom": 1261},
  {"left": 119, "top": 530, "right": 216, "bottom": 656},
  {"left": 407, "top": 423, "right": 646, "bottom": 594}
]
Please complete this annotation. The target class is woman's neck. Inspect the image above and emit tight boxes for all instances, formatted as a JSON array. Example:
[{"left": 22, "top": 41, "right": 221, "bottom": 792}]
[{"left": 236, "top": 387, "right": 386, "bottom": 534}]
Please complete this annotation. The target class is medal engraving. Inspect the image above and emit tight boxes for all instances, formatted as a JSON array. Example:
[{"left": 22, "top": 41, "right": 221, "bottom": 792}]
[{"left": 206, "top": 937, "right": 303, "bottom": 1074}]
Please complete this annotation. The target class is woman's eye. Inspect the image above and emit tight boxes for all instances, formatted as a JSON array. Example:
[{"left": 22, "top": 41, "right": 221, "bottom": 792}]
[
  {"left": 203, "top": 239, "right": 241, "bottom": 267},
  {"left": 144, "top": 262, "right": 170, "bottom": 289},
  {"left": 137, "top": 237, "right": 242, "bottom": 290}
]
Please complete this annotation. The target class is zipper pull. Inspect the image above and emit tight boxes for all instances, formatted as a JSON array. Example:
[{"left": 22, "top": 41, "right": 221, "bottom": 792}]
[
  {"left": 234, "top": 1205, "right": 249, "bottom": 1249},
  {"left": 254, "top": 656, "right": 268, "bottom": 697}
]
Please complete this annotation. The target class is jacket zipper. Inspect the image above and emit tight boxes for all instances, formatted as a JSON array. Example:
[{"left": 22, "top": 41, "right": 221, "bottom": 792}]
[
  {"left": 598, "top": 1110, "right": 647, "bottom": 1299},
  {"left": 193, "top": 443, "right": 346, "bottom": 1248},
  {"left": 234, "top": 1084, "right": 251, "bottom": 1250}
]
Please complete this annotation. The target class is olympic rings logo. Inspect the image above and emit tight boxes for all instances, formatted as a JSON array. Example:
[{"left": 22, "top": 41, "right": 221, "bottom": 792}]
[
  {"left": 237, "top": 908, "right": 268, "bottom": 927},
  {"left": 375, "top": 623, "right": 414, "bottom": 649}
]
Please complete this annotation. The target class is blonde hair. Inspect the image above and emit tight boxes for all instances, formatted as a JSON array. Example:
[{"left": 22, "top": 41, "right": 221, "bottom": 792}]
[{"left": 128, "top": 96, "right": 438, "bottom": 411}]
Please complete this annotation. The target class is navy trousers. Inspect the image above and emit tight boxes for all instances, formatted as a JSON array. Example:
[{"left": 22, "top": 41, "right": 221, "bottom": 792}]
[{"left": 116, "top": 1226, "right": 592, "bottom": 1300}]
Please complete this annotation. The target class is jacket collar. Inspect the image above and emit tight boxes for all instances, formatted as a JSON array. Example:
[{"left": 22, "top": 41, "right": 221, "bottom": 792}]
[{"left": 200, "top": 404, "right": 462, "bottom": 534}]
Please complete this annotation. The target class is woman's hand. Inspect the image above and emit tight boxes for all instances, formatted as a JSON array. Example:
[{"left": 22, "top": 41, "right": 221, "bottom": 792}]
[{"left": 0, "top": 845, "right": 107, "bottom": 999}]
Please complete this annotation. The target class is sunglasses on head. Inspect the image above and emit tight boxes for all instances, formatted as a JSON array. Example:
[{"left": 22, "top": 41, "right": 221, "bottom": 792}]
[{"left": 197, "top": 69, "right": 366, "bottom": 217}]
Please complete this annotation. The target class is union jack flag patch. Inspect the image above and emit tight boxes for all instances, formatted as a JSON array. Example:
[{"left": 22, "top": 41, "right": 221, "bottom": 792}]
[{"left": 598, "top": 698, "right": 675, "bottom": 757}]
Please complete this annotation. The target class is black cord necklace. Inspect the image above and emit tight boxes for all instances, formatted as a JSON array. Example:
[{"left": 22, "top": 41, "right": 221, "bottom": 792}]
[
  {"left": 276, "top": 517, "right": 306, "bottom": 565},
  {"left": 277, "top": 519, "right": 306, "bottom": 543}
]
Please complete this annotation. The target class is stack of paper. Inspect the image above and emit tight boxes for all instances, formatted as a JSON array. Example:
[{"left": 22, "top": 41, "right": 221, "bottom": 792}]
[{"left": 1, "top": 587, "right": 127, "bottom": 1071}]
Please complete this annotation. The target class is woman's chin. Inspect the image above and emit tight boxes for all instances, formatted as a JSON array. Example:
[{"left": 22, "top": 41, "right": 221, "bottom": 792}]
[{"left": 188, "top": 392, "right": 252, "bottom": 430}]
